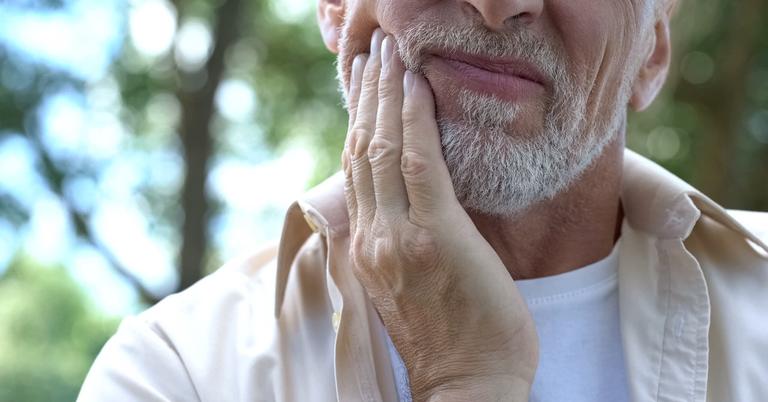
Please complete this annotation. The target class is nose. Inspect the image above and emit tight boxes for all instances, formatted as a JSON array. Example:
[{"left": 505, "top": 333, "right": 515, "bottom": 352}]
[{"left": 461, "top": 0, "right": 544, "bottom": 30}]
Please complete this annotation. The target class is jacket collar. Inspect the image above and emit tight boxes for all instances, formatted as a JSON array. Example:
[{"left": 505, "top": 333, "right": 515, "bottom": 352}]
[
  {"left": 274, "top": 172, "right": 347, "bottom": 317},
  {"left": 274, "top": 149, "right": 768, "bottom": 317},
  {"left": 622, "top": 149, "right": 767, "bottom": 252}
]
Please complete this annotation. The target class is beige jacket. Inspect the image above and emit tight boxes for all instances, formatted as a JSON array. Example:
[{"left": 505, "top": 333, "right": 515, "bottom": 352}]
[{"left": 79, "top": 150, "right": 768, "bottom": 402}]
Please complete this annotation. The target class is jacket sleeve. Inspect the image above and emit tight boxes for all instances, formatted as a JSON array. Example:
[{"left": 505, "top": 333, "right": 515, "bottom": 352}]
[{"left": 77, "top": 316, "right": 200, "bottom": 402}]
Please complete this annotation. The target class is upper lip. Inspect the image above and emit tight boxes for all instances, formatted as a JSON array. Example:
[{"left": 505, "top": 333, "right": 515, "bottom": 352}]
[{"left": 429, "top": 49, "right": 548, "bottom": 87}]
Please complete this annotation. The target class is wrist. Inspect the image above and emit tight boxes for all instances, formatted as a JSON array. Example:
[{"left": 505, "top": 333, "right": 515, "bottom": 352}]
[{"left": 422, "top": 376, "right": 532, "bottom": 402}]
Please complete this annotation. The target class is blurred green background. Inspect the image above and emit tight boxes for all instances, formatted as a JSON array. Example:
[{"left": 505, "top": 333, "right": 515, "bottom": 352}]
[{"left": 0, "top": 0, "right": 766, "bottom": 400}]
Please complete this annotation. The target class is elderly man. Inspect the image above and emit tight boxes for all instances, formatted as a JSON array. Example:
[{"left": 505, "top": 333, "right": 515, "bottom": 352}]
[{"left": 79, "top": 0, "right": 768, "bottom": 401}]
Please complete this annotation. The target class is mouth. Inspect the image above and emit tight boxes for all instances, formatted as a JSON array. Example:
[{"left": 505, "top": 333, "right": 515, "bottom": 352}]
[{"left": 426, "top": 50, "right": 547, "bottom": 102}]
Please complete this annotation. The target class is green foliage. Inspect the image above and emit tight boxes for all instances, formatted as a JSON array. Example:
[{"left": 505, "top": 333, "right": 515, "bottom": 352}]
[
  {"left": 244, "top": 6, "right": 348, "bottom": 186},
  {"left": 0, "top": 0, "right": 766, "bottom": 400},
  {"left": 0, "top": 259, "right": 119, "bottom": 402},
  {"left": 628, "top": 0, "right": 768, "bottom": 209}
]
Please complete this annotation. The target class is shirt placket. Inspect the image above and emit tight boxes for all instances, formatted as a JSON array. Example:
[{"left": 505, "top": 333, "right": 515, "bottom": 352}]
[
  {"left": 654, "top": 239, "right": 711, "bottom": 402},
  {"left": 619, "top": 222, "right": 711, "bottom": 402},
  {"left": 324, "top": 230, "right": 390, "bottom": 402}
]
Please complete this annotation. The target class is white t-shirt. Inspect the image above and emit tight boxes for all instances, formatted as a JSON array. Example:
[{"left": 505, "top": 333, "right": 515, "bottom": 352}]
[{"left": 385, "top": 240, "right": 630, "bottom": 402}]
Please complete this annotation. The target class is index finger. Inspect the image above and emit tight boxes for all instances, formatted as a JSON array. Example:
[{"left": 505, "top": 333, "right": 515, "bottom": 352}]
[
  {"left": 343, "top": 54, "right": 367, "bottom": 237},
  {"left": 347, "top": 54, "right": 368, "bottom": 130}
]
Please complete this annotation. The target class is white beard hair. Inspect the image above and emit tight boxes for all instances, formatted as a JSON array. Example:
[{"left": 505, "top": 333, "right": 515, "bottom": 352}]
[
  {"left": 439, "top": 86, "right": 626, "bottom": 217},
  {"left": 335, "top": 21, "right": 635, "bottom": 217}
]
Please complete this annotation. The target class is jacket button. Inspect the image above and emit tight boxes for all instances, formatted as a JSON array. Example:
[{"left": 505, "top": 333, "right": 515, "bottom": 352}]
[
  {"left": 303, "top": 212, "right": 320, "bottom": 233},
  {"left": 332, "top": 311, "right": 341, "bottom": 332}
]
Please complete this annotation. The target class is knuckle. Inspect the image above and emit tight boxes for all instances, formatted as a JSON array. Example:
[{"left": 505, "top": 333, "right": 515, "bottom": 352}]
[
  {"left": 368, "top": 136, "right": 401, "bottom": 163},
  {"left": 350, "top": 233, "right": 370, "bottom": 268},
  {"left": 342, "top": 154, "right": 353, "bottom": 179},
  {"left": 399, "top": 227, "right": 440, "bottom": 266},
  {"left": 350, "top": 127, "right": 373, "bottom": 158},
  {"left": 401, "top": 151, "right": 430, "bottom": 178},
  {"left": 370, "top": 216, "right": 393, "bottom": 239},
  {"left": 350, "top": 126, "right": 372, "bottom": 142},
  {"left": 351, "top": 222, "right": 401, "bottom": 270},
  {"left": 371, "top": 236, "right": 396, "bottom": 266},
  {"left": 344, "top": 192, "right": 356, "bottom": 215}
]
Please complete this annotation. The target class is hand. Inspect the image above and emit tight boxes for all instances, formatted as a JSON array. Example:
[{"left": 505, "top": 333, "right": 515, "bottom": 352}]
[{"left": 342, "top": 28, "right": 539, "bottom": 402}]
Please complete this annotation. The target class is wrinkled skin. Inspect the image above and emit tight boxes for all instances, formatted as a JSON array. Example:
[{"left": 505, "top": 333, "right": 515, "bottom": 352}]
[
  {"left": 343, "top": 30, "right": 539, "bottom": 400},
  {"left": 318, "top": 0, "right": 675, "bottom": 401}
]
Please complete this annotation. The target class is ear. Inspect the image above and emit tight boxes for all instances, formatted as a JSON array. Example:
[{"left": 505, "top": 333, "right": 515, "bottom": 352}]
[
  {"left": 629, "top": 8, "right": 673, "bottom": 111},
  {"left": 317, "top": 0, "right": 344, "bottom": 54}
]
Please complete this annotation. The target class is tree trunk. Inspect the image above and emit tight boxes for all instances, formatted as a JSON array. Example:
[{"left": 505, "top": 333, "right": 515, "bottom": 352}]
[{"left": 177, "top": 0, "right": 243, "bottom": 291}]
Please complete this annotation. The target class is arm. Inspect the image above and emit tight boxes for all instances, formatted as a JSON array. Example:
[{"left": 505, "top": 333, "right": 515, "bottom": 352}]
[
  {"left": 77, "top": 317, "right": 200, "bottom": 402},
  {"left": 342, "top": 29, "right": 538, "bottom": 402}
]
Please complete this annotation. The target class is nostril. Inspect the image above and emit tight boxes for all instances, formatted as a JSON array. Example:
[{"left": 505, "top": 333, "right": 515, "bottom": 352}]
[{"left": 505, "top": 12, "right": 535, "bottom": 27}]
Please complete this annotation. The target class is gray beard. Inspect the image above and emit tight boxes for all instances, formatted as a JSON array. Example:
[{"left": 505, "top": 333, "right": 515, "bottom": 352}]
[
  {"left": 337, "top": 21, "right": 632, "bottom": 217},
  {"left": 438, "top": 88, "right": 623, "bottom": 217}
]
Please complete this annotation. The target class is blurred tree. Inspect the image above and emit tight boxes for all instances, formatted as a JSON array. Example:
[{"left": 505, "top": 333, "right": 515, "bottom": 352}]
[
  {"left": 0, "top": 0, "right": 767, "bottom": 399},
  {"left": 0, "top": 0, "right": 766, "bottom": 302},
  {"left": 0, "top": 258, "right": 119, "bottom": 402},
  {"left": 0, "top": 0, "right": 344, "bottom": 307},
  {"left": 628, "top": 0, "right": 768, "bottom": 210},
  {"left": 174, "top": 0, "right": 244, "bottom": 291},
  {"left": 0, "top": 0, "right": 336, "bottom": 307}
]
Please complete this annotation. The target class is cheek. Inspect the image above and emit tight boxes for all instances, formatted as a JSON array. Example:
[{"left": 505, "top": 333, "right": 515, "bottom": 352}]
[
  {"left": 334, "top": 0, "right": 378, "bottom": 92},
  {"left": 376, "top": 0, "right": 442, "bottom": 33},
  {"left": 338, "top": 0, "right": 441, "bottom": 90},
  {"left": 337, "top": 1, "right": 428, "bottom": 72},
  {"left": 344, "top": 0, "right": 438, "bottom": 48},
  {"left": 548, "top": 0, "right": 644, "bottom": 120},
  {"left": 342, "top": 0, "right": 380, "bottom": 55}
]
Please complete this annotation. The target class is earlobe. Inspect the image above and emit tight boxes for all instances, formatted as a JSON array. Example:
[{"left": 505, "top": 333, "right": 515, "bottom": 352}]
[
  {"left": 629, "top": 15, "right": 672, "bottom": 111},
  {"left": 317, "top": 0, "right": 345, "bottom": 54}
]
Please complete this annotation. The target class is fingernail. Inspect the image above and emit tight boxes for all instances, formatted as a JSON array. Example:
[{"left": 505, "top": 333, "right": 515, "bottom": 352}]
[
  {"left": 381, "top": 36, "right": 392, "bottom": 67},
  {"left": 352, "top": 54, "right": 365, "bottom": 85},
  {"left": 404, "top": 71, "right": 415, "bottom": 94},
  {"left": 370, "top": 29, "right": 383, "bottom": 57}
]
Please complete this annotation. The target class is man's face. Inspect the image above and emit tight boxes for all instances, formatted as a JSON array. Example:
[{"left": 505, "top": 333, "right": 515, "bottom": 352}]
[{"left": 330, "top": 0, "right": 659, "bottom": 215}]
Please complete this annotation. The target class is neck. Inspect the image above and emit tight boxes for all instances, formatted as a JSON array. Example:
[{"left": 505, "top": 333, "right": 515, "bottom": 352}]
[{"left": 468, "top": 133, "right": 625, "bottom": 280}]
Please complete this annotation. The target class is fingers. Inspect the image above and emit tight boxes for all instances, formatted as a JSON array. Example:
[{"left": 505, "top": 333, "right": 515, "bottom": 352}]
[
  {"left": 348, "top": 29, "right": 385, "bottom": 233},
  {"left": 345, "top": 28, "right": 447, "bottom": 237},
  {"left": 343, "top": 55, "right": 366, "bottom": 236},
  {"left": 347, "top": 54, "right": 367, "bottom": 130},
  {"left": 342, "top": 148, "right": 358, "bottom": 235},
  {"left": 369, "top": 35, "right": 408, "bottom": 221},
  {"left": 401, "top": 71, "right": 458, "bottom": 226}
]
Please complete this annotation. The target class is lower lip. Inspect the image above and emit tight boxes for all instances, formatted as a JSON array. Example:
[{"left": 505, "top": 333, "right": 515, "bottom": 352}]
[{"left": 429, "top": 56, "right": 545, "bottom": 102}]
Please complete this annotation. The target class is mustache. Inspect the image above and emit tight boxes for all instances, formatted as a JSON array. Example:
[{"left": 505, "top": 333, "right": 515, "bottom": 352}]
[{"left": 396, "top": 21, "right": 568, "bottom": 85}]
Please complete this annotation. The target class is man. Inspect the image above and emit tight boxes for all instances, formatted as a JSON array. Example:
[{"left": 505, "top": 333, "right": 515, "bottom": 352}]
[{"left": 79, "top": 0, "right": 768, "bottom": 401}]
